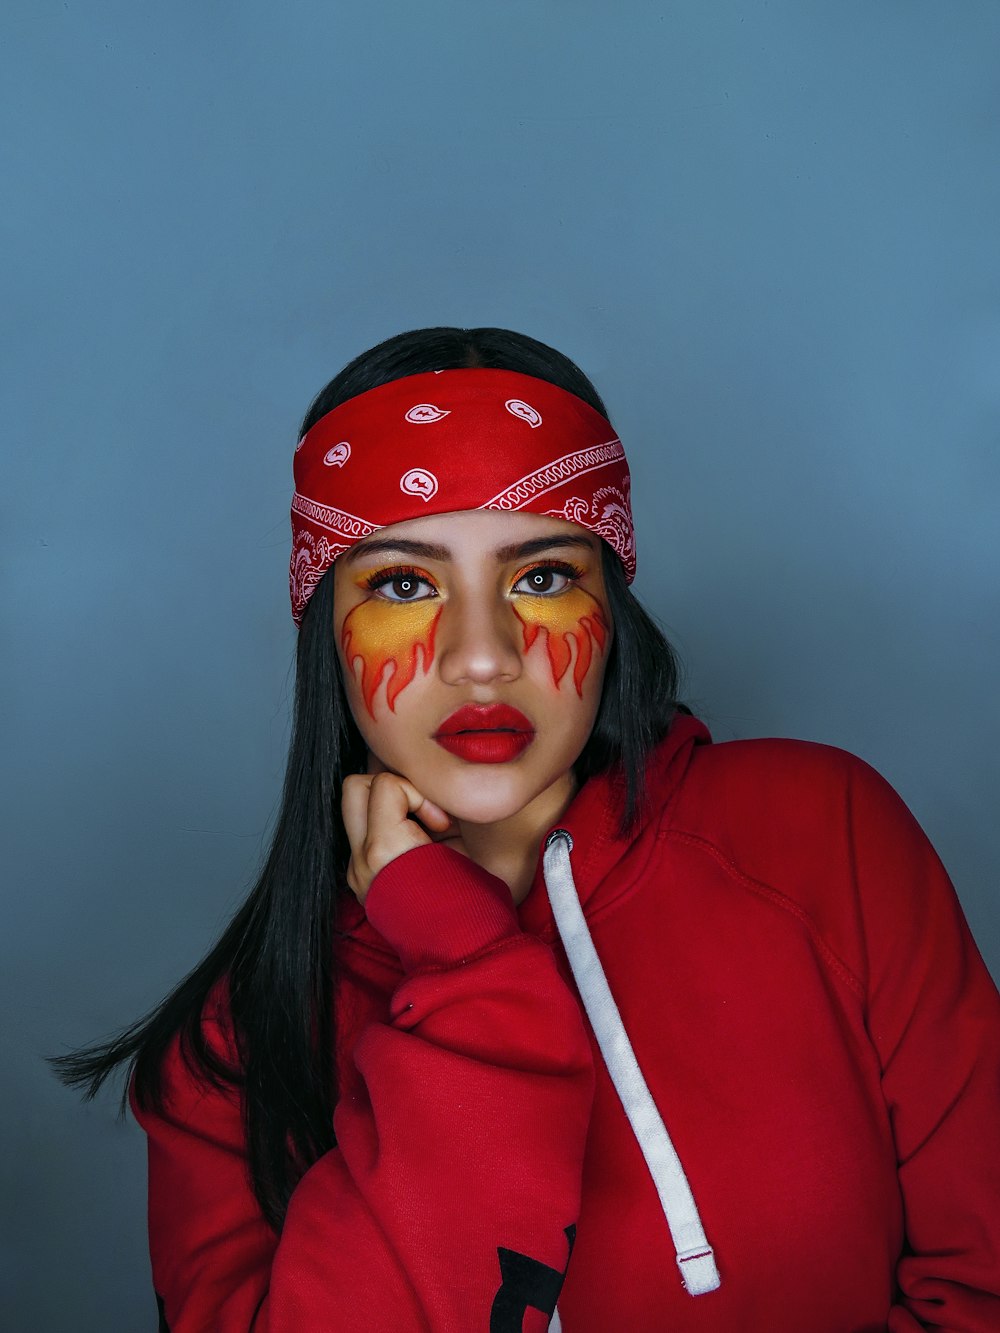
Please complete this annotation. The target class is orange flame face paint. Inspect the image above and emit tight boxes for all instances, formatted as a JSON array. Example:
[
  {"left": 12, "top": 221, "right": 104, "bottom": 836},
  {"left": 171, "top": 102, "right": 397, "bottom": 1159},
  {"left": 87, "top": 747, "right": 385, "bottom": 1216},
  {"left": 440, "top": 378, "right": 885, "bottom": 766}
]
[
  {"left": 513, "top": 586, "right": 610, "bottom": 697},
  {"left": 340, "top": 598, "right": 442, "bottom": 720}
]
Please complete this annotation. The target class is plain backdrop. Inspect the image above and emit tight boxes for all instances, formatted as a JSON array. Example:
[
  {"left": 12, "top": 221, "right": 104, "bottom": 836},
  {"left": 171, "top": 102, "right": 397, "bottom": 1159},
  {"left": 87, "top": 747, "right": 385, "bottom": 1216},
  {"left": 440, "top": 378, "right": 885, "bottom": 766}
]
[{"left": 3, "top": 2, "right": 999, "bottom": 1328}]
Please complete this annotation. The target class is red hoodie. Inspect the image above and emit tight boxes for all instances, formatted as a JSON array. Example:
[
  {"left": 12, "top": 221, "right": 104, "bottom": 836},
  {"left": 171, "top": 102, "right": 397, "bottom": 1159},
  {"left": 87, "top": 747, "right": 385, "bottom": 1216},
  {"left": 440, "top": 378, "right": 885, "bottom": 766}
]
[{"left": 131, "top": 713, "right": 1000, "bottom": 1331}]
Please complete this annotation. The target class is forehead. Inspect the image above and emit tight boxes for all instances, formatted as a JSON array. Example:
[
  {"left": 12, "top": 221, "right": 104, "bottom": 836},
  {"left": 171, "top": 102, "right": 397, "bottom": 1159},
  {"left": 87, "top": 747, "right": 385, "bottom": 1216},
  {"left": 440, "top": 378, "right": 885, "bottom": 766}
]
[{"left": 344, "top": 509, "right": 597, "bottom": 563}]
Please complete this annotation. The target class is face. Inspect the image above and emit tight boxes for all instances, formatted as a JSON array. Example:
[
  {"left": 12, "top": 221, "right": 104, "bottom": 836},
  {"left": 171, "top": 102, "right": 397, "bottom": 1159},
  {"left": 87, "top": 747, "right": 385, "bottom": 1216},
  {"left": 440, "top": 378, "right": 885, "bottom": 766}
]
[{"left": 332, "top": 509, "right": 614, "bottom": 826}]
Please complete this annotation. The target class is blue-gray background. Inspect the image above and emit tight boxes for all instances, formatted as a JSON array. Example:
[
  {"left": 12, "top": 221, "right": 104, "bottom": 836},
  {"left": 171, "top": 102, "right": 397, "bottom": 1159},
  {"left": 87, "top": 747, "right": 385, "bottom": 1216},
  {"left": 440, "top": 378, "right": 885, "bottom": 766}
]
[{"left": 3, "top": 3, "right": 998, "bottom": 1327}]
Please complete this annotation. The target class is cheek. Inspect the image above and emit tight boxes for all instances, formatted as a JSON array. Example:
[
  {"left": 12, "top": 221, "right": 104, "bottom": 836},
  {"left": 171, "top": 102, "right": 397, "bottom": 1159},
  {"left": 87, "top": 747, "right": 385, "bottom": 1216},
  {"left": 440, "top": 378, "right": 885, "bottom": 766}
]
[
  {"left": 513, "top": 588, "right": 610, "bottom": 697},
  {"left": 340, "top": 600, "right": 442, "bottom": 720}
]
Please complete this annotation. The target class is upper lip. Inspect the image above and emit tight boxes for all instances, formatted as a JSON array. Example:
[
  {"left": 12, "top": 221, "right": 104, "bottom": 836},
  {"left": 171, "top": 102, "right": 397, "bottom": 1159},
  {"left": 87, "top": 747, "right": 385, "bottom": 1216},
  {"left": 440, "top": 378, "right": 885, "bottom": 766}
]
[{"left": 434, "top": 703, "right": 534, "bottom": 736}]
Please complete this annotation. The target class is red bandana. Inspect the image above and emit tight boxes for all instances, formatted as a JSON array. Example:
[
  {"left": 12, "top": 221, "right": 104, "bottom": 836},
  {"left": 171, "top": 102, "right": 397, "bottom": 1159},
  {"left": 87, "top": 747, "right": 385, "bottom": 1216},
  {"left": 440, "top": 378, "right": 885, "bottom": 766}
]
[{"left": 289, "top": 368, "right": 635, "bottom": 625}]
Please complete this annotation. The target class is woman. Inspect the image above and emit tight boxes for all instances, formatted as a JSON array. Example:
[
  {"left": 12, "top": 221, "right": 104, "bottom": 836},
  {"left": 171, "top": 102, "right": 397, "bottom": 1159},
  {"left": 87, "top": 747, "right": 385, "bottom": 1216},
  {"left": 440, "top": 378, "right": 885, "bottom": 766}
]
[{"left": 54, "top": 326, "right": 1000, "bottom": 1331}]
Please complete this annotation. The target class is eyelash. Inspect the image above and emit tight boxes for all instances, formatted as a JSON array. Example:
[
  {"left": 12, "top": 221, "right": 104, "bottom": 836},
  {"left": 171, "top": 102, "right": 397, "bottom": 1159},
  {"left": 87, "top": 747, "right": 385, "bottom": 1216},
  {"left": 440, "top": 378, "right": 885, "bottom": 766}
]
[{"left": 362, "top": 560, "right": 586, "bottom": 602}]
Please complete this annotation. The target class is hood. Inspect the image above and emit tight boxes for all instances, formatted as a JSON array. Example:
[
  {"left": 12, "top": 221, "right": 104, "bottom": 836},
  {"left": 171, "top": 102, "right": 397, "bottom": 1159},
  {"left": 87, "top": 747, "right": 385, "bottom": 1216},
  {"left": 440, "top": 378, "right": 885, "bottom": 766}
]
[{"left": 516, "top": 708, "right": 711, "bottom": 943}]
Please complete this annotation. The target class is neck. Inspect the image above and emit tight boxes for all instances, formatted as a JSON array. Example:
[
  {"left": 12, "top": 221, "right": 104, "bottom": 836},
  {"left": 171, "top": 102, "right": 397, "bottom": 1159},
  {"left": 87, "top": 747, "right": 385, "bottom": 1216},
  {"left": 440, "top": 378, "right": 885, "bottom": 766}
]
[{"left": 456, "top": 769, "right": 579, "bottom": 906}]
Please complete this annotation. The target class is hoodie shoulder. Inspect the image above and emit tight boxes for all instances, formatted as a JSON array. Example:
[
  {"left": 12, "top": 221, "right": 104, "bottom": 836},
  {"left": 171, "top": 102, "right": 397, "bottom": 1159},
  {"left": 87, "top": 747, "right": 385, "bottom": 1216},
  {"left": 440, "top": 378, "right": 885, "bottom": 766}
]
[
  {"left": 663, "top": 734, "right": 892, "bottom": 977},
  {"left": 669, "top": 731, "right": 867, "bottom": 836}
]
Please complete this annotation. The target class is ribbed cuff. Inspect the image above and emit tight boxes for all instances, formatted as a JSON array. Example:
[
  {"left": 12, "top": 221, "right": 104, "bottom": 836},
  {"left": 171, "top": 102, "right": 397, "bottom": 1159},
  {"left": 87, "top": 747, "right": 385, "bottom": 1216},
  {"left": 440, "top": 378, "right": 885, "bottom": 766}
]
[{"left": 364, "top": 842, "right": 521, "bottom": 974}]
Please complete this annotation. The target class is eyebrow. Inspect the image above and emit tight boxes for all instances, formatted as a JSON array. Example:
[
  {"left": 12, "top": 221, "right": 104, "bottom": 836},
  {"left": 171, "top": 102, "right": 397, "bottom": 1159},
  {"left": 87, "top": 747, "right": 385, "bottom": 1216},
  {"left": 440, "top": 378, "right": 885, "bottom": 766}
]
[{"left": 343, "top": 533, "right": 596, "bottom": 567}]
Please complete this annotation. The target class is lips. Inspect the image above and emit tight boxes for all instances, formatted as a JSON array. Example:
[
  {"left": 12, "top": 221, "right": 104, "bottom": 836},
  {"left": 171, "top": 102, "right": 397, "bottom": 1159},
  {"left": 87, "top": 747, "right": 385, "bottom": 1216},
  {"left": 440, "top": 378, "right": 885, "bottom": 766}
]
[
  {"left": 433, "top": 702, "right": 535, "bottom": 764},
  {"left": 433, "top": 702, "right": 534, "bottom": 737}
]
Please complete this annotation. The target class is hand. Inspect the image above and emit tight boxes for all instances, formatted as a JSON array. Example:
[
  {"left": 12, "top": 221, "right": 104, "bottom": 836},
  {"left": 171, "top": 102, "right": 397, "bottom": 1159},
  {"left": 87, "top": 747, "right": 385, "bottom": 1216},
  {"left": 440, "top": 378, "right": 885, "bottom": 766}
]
[{"left": 341, "top": 756, "right": 468, "bottom": 907}]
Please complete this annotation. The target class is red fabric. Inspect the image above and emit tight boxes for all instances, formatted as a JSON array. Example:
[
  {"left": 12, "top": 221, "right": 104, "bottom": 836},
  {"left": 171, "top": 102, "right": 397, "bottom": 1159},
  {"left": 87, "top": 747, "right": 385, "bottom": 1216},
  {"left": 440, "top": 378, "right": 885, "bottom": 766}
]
[
  {"left": 289, "top": 369, "right": 634, "bottom": 624},
  {"left": 131, "top": 714, "right": 1000, "bottom": 1330}
]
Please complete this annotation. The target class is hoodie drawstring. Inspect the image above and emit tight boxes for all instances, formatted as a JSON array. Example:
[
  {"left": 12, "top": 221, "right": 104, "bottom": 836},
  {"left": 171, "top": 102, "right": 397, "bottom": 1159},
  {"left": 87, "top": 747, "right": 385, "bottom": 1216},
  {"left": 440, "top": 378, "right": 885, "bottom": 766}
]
[{"left": 542, "top": 828, "right": 721, "bottom": 1319}]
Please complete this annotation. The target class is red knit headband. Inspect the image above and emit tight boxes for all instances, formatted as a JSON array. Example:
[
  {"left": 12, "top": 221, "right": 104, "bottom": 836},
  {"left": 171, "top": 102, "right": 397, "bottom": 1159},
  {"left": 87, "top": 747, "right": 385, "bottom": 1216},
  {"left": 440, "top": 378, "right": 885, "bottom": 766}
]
[{"left": 289, "top": 368, "right": 635, "bottom": 626}]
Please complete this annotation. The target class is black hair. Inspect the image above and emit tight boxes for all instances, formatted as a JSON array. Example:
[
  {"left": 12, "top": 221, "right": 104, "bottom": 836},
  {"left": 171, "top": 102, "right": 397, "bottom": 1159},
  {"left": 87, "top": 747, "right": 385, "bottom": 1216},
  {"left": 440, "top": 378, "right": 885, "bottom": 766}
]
[{"left": 49, "top": 326, "right": 685, "bottom": 1232}]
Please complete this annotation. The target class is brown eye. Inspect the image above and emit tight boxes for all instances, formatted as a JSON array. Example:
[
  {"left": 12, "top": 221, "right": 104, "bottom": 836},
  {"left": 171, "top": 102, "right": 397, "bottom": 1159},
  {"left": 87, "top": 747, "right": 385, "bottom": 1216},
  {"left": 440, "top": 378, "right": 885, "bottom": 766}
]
[
  {"left": 384, "top": 576, "right": 426, "bottom": 601},
  {"left": 512, "top": 563, "right": 582, "bottom": 596},
  {"left": 364, "top": 568, "right": 436, "bottom": 602}
]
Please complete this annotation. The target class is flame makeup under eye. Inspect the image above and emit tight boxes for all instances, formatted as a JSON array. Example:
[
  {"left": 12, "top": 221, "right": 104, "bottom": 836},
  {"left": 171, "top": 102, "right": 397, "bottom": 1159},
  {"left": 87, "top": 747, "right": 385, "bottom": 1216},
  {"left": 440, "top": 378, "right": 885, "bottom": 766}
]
[
  {"left": 512, "top": 587, "right": 610, "bottom": 697},
  {"left": 341, "top": 584, "right": 442, "bottom": 718}
]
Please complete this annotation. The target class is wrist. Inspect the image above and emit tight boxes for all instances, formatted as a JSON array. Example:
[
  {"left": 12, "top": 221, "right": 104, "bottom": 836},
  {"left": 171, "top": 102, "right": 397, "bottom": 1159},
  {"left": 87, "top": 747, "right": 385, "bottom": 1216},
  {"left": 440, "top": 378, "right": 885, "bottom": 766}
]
[{"left": 364, "top": 843, "right": 520, "bottom": 972}]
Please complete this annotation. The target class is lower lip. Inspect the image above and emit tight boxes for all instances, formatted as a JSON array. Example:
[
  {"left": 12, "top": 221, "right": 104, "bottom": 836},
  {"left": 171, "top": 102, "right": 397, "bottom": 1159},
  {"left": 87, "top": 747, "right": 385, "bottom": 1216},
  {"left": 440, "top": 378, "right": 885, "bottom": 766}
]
[{"left": 433, "top": 730, "right": 535, "bottom": 763}]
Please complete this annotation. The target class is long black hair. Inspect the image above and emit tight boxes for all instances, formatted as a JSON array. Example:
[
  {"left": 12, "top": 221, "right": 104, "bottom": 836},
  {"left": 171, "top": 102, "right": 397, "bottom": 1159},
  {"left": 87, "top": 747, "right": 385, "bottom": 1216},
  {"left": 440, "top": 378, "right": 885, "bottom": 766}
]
[{"left": 49, "top": 326, "right": 685, "bottom": 1232}]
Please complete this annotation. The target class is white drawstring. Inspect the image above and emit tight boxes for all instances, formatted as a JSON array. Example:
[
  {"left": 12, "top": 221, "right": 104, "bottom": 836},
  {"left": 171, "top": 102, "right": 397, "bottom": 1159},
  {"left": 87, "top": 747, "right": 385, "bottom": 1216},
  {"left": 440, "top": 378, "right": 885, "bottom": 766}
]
[{"left": 543, "top": 829, "right": 721, "bottom": 1313}]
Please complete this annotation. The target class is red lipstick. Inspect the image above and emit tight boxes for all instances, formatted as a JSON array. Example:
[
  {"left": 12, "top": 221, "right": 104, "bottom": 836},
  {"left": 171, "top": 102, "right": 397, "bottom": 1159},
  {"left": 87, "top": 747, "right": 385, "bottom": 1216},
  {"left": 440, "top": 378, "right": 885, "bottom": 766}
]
[{"left": 433, "top": 703, "right": 535, "bottom": 764}]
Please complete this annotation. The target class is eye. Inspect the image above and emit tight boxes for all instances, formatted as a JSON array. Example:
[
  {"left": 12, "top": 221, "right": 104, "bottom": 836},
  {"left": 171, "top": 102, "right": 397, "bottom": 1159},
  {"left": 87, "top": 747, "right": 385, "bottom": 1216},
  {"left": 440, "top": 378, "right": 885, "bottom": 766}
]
[
  {"left": 363, "top": 566, "right": 437, "bottom": 602},
  {"left": 512, "top": 562, "right": 584, "bottom": 596}
]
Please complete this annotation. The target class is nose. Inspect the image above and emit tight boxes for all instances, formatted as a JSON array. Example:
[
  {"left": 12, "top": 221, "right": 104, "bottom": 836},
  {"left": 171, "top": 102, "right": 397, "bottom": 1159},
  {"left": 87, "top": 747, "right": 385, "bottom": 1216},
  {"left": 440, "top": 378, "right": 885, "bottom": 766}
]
[{"left": 435, "top": 592, "right": 524, "bottom": 687}]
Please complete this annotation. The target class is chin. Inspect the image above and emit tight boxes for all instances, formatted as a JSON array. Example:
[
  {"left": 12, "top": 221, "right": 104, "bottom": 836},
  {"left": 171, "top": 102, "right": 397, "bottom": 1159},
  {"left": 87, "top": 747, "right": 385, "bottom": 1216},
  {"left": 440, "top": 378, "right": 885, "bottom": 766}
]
[
  {"left": 429, "top": 757, "right": 571, "bottom": 824},
  {"left": 444, "top": 793, "right": 528, "bottom": 825}
]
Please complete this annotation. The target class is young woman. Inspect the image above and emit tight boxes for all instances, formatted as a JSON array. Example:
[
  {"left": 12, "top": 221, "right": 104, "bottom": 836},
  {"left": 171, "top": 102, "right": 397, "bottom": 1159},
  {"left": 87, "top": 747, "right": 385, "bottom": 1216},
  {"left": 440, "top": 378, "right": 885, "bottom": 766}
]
[{"left": 55, "top": 326, "right": 1000, "bottom": 1331}]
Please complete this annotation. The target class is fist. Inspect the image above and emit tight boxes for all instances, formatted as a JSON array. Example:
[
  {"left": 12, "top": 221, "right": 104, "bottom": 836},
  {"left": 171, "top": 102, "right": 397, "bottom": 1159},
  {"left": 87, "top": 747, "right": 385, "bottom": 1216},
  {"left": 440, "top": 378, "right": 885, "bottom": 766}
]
[{"left": 341, "top": 763, "right": 467, "bottom": 906}]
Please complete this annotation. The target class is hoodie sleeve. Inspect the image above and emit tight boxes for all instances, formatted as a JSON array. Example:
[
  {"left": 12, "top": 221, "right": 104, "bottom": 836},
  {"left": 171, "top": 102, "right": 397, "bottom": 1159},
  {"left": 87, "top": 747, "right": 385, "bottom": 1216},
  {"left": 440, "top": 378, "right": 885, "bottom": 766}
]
[
  {"left": 844, "top": 756, "right": 1000, "bottom": 1330},
  {"left": 132, "top": 842, "right": 595, "bottom": 1333}
]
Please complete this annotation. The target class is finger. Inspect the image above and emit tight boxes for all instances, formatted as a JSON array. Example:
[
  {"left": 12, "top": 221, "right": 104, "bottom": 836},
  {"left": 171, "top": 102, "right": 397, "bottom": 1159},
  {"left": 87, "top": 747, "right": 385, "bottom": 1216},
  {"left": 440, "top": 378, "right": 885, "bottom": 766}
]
[
  {"left": 341, "top": 773, "right": 375, "bottom": 858},
  {"left": 382, "top": 774, "right": 454, "bottom": 832},
  {"left": 418, "top": 800, "right": 456, "bottom": 832},
  {"left": 365, "top": 770, "right": 429, "bottom": 842}
]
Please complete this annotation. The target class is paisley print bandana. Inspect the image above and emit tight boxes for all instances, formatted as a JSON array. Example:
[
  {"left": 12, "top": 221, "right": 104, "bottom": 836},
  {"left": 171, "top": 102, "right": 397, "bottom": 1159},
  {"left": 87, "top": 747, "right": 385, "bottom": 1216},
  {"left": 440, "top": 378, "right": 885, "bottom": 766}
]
[{"left": 289, "top": 368, "right": 635, "bottom": 625}]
